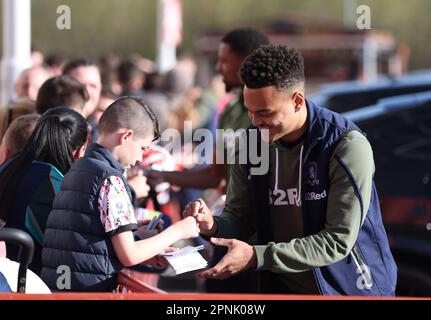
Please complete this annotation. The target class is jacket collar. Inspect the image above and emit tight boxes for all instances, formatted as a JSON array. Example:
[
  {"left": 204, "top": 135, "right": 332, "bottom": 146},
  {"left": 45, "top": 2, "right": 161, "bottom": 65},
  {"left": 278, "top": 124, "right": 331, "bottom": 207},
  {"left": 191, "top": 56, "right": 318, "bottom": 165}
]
[
  {"left": 85, "top": 143, "right": 125, "bottom": 174},
  {"left": 303, "top": 99, "right": 325, "bottom": 152}
]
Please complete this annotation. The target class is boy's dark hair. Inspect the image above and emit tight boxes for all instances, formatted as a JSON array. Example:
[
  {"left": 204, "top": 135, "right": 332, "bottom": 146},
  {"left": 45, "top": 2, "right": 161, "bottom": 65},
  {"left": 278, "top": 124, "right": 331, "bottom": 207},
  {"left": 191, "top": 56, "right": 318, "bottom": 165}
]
[
  {"left": 117, "top": 60, "right": 143, "bottom": 85},
  {"left": 0, "top": 107, "right": 88, "bottom": 220},
  {"left": 221, "top": 28, "right": 269, "bottom": 57},
  {"left": 99, "top": 97, "right": 160, "bottom": 141},
  {"left": 36, "top": 75, "right": 90, "bottom": 114},
  {"left": 4, "top": 114, "right": 41, "bottom": 155},
  {"left": 240, "top": 44, "right": 305, "bottom": 91},
  {"left": 62, "top": 57, "right": 98, "bottom": 75}
]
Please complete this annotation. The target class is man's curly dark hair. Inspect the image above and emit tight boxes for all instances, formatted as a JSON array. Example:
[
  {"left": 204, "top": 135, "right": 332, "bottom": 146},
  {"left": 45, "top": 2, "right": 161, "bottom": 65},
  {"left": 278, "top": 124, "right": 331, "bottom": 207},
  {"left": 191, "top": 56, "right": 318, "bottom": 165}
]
[{"left": 240, "top": 44, "right": 305, "bottom": 91}]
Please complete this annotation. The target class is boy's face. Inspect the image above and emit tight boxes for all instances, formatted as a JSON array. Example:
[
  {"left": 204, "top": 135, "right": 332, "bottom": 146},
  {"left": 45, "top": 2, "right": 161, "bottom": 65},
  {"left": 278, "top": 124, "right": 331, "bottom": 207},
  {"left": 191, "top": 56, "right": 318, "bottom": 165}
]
[{"left": 117, "top": 131, "right": 154, "bottom": 169}]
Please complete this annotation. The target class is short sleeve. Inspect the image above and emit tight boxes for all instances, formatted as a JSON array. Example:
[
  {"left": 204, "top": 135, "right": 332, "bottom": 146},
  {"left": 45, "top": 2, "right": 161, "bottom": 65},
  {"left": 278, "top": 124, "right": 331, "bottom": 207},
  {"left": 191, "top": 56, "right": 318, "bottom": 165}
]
[{"left": 98, "top": 175, "right": 138, "bottom": 237}]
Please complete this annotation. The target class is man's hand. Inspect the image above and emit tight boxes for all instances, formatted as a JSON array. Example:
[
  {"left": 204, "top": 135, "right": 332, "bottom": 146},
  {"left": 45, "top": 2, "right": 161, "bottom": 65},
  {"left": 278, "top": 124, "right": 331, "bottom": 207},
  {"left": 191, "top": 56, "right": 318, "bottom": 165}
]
[
  {"left": 198, "top": 238, "right": 257, "bottom": 280},
  {"left": 183, "top": 198, "right": 217, "bottom": 236},
  {"left": 146, "top": 170, "right": 166, "bottom": 189}
]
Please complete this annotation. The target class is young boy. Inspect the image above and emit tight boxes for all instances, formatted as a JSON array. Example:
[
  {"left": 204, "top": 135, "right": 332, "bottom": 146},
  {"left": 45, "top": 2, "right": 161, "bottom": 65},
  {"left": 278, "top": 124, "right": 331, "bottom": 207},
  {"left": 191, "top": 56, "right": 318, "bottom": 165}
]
[{"left": 40, "top": 97, "right": 199, "bottom": 292}]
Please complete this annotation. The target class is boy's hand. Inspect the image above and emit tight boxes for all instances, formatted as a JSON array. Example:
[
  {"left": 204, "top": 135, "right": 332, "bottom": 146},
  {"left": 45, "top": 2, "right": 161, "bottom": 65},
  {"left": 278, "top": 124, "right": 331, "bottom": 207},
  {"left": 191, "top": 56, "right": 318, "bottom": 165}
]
[
  {"left": 146, "top": 170, "right": 165, "bottom": 188},
  {"left": 171, "top": 216, "right": 200, "bottom": 239},
  {"left": 183, "top": 198, "right": 217, "bottom": 236}
]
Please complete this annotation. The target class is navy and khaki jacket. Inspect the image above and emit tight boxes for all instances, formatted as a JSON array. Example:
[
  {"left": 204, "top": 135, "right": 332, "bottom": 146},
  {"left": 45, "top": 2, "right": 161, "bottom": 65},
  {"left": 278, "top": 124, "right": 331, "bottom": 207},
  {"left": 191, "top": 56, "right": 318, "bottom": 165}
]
[{"left": 41, "top": 143, "right": 135, "bottom": 292}]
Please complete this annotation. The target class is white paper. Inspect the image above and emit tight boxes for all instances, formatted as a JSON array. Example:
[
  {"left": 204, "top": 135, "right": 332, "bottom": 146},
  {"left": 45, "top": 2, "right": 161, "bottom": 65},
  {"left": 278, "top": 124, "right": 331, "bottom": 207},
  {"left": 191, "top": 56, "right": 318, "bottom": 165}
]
[{"left": 161, "top": 245, "right": 207, "bottom": 275}]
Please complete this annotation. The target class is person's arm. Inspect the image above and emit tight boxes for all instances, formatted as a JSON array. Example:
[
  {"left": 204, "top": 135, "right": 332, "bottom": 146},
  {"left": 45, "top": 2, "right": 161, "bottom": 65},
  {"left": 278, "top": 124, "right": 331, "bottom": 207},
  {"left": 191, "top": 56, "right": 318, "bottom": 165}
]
[
  {"left": 254, "top": 130, "right": 374, "bottom": 273},
  {"left": 98, "top": 175, "right": 199, "bottom": 267},
  {"left": 148, "top": 164, "right": 224, "bottom": 189},
  {"left": 111, "top": 217, "right": 199, "bottom": 267},
  {"left": 183, "top": 150, "right": 256, "bottom": 243}
]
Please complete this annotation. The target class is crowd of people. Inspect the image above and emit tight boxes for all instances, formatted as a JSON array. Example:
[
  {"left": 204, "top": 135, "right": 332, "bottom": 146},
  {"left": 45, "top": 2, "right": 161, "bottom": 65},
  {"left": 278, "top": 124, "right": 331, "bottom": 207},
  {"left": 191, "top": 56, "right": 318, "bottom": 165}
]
[{"left": 0, "top": 27, "right": 397, "bottom": 296}]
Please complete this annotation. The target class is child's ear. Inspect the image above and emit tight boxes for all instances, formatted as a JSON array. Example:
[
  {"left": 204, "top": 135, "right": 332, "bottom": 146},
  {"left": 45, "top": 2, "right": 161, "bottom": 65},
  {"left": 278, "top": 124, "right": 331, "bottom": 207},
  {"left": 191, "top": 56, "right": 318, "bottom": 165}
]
[
  {"left": 119, "top": 129, "right": 134, "bottom": 145},
  {"left": 73, "top": 144, "right": 87, "bottom": 160},
  {"left": 0, "top": 147, "right": 10, "bottom": 165}
]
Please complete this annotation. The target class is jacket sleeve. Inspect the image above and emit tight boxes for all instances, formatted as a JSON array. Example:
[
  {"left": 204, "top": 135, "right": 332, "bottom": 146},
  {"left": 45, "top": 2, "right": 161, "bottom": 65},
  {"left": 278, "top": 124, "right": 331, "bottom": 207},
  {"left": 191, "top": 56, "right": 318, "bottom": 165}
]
[
  {"left": 254, "top": 130, "right": 375, "bottom": 273},
  {"left": 26, "top": 168, "right": 63, "bottom": 246},
  {"left": 213, "top": 162, "right": 257, "bottom": 242}
]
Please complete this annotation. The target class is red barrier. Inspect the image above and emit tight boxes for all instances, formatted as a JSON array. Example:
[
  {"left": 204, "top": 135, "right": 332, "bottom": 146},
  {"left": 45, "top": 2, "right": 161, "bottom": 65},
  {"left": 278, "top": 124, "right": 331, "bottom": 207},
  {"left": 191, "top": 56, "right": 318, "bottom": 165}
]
[
  {"left": 1, "top": 267, "right": 429, "bottom": 300},
  {"left": 0, "top": 292, "right": 429, "bottom": 300},
  {"left": 117, "top": 269, "right": 166, "bottom": 294}
]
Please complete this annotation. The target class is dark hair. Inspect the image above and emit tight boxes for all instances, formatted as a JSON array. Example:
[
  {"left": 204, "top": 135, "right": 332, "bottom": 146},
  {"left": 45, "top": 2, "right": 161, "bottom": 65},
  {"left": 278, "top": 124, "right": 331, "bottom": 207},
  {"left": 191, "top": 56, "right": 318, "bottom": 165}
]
[
  {"left": 62, "top": 57, "right": 98, "bottom": 75},
  {"left": 36, "top": 75, "right": 90, "bottom": 114},
  {"left": 221, "top": 28, "right": 269, "bottom": 57},
  {"left": 143, "top": 72, "right": 164, "bottom": 91},
  {"left": 45, "top": 52, "right": 69, "bottom": 68},
  {"left": 117, "top": 60, "right": 143, "bottom": 85},
  {"left": 0, "top": 107, "right": 88, "bottom": 220},
  {"left": 99, "top": 96, "right": 160, "bottom": 141},
  {"left": 240, "top": 44, "right": 305, "bottom": 91},
  {"left": 0, "top": 99, "right": 35, "bottom": 143}
]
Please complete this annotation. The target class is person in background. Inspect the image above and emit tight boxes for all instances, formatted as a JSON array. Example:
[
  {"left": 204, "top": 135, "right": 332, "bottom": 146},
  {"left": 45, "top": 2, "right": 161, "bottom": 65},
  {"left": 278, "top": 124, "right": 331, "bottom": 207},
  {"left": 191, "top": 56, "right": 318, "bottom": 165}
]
[
  {"left": 45, "top": 52, "right": 70, "bottom": 77},
  {"left": 148, "top": 28, "right": 269, "bottom": 192},
  {"left": 62, "top": 57, "right": 102, "bottom": 119},
  {"left": 14, "top": 66, "right": 51, "bottom": 102},
  {"left": 35, "top": 75, "right": 90, "bottom": 116},
  {"left": 117, "top": 60, "right": 145, "bottom": 97},
  {"left": 88, "top": 86, "right": 118, "bottom": 126},
  {"left": 0, "top": 114, "right": 40, "bottom": 166},
  {"left": 0, "top": 99, "right": 36, "bottom": 144}
]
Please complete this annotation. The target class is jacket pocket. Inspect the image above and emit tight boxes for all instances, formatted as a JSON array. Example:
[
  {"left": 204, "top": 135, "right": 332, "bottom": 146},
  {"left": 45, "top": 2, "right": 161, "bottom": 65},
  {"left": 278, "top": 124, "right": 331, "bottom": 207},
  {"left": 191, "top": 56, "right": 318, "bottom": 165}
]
[{"left": 351, "top": 245, "right": 375, "bottom": 292}]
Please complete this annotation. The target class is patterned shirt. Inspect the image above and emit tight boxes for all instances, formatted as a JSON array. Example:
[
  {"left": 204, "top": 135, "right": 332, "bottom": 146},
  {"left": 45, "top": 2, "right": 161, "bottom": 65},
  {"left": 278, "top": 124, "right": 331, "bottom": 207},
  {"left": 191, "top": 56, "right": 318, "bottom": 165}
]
[{"left": 98, "top": 175, "right": 138, "bottom": 237}]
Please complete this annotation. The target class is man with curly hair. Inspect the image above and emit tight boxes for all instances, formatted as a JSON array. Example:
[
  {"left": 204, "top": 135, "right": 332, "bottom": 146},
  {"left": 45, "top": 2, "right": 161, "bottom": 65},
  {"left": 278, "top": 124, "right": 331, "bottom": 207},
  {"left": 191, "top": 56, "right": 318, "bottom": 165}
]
[{"left": 184, "top": 45, "right": 397, "bottom": 296}]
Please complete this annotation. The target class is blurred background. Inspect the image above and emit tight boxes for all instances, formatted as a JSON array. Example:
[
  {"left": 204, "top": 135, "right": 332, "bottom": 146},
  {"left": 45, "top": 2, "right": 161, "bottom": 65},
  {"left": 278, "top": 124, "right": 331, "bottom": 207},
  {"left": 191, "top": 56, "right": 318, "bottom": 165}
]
[{"left": 1, "top": 0, "right": 430, "bottom": 86}]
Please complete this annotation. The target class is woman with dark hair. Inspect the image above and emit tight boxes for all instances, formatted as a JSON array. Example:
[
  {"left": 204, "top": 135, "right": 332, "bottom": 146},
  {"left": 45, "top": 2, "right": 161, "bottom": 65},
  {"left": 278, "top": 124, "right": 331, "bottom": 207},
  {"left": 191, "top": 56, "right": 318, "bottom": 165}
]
[{"left": 0, "top": 107, "right": 89, "bottom": 275}]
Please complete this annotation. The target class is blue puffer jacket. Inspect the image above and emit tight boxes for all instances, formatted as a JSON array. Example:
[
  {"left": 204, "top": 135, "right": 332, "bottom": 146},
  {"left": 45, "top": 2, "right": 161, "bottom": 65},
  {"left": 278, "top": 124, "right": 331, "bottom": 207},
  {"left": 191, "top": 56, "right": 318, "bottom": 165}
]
[{"left": 40, "top": 143, "right": 133, "bottom": 292}]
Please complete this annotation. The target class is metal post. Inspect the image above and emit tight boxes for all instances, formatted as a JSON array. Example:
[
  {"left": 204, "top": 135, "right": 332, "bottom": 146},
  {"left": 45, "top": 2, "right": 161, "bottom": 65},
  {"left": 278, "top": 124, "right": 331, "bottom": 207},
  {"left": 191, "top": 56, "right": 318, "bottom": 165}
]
[
  {"left": 0, "top": 0, "right": 32, "bottom": 105},
  {"left": 362, "top": 37, "right": 379, "bottom": 83},
  {"left": 343, "top": 0, "right": 358, "bottom": 28},
  {"left": 156, "top": 0, "right": 182, "bottom": 73}
]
